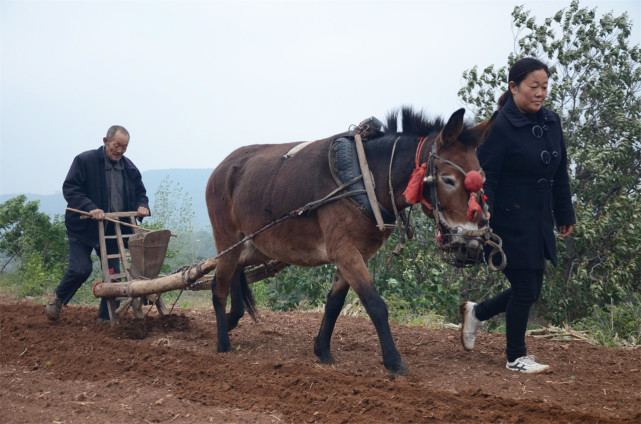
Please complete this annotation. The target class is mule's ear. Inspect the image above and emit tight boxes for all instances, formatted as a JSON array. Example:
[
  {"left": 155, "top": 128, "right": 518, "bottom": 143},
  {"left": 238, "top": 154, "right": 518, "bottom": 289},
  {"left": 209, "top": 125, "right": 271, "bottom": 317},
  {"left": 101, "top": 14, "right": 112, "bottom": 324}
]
[
  {"left": 470, "top": 110, "right": 498, "bottom": 147},
  {"left": 439, "top": 108, "right": 466, "bottom": 148}
]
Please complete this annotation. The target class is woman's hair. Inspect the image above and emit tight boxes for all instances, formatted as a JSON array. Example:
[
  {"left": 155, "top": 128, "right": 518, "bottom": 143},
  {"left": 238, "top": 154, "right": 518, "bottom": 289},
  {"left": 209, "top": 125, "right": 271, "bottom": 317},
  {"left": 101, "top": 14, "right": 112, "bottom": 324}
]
[{"left": 497, "top": 57, "right": 551, "bottom": 109}]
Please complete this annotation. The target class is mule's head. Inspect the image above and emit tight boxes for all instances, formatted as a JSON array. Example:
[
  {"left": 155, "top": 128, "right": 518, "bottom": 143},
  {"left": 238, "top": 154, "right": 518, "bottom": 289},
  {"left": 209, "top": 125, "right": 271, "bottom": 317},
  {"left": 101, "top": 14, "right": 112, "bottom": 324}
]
[{"left": 421, "top": 108, "right": 497, "bottom": 266}]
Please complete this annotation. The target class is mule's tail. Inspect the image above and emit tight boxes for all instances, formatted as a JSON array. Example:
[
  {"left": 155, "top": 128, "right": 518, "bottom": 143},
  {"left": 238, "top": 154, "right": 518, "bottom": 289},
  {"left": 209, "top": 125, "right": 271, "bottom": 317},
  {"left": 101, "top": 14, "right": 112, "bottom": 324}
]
[{"left": 239, "top": 271, "right": 258, "bottom": 322}]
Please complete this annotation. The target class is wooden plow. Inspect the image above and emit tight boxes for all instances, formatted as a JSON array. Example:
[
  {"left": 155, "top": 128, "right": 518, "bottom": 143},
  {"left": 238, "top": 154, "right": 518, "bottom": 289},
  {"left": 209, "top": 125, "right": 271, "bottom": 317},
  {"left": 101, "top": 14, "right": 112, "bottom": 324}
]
[{"left": 83, "top": 210, "right": 288, "bottom": 324}]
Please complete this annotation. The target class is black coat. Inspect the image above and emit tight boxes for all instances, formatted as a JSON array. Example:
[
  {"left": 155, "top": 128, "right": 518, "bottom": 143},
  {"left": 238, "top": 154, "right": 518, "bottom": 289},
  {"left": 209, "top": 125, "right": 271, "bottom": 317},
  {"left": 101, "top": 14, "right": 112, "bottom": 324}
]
[
  {"left": 62, "top": 146, "right": 149, "bottom": 247},
  {"left": 478, "top": 96, "right": 576, "bottom": 269}
]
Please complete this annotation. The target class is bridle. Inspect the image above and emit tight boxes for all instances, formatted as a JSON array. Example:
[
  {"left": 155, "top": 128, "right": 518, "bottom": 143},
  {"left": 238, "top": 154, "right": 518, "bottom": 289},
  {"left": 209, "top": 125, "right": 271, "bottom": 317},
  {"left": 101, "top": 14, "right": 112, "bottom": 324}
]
[
  {"left": 389, "top": 135, "right": 506, "bottom": 271},
  {"left": 423, "top": 140, "right": 483, "bottom": 227}
]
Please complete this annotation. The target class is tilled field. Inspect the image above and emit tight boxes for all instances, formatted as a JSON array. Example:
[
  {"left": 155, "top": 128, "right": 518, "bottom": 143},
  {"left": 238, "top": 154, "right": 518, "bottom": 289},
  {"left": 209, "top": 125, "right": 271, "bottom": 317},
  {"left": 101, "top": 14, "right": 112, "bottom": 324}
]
[{"left": 1, "top": 295, "right": 639, "bottom": 423}]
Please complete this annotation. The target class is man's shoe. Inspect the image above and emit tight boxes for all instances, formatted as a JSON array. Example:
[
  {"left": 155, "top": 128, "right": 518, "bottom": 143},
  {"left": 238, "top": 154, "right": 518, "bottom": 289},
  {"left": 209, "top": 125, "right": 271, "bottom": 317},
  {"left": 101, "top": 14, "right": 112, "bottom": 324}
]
[
  {"left": 506, "top": 355, "right": 550, "bottom": 373},
  {"left": 96, "top": 318, "right": 111, "bottom": 325},
  {"left": 45, "top": 294, "right": 62, "bottom": 320},
  {"left": 459, "top": 301, "right": 482, "bottom": 351}
]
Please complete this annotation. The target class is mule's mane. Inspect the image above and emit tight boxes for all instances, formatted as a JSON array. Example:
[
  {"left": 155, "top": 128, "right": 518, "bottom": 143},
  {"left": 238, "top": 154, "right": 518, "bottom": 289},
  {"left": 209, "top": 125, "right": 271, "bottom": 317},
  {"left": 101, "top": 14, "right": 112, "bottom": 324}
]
[
  {"left": 384, "top": 107, "right": 443, "bottom": 137},
  {"left": 383, "top": 106, "right": 478, "bottom": 147}
]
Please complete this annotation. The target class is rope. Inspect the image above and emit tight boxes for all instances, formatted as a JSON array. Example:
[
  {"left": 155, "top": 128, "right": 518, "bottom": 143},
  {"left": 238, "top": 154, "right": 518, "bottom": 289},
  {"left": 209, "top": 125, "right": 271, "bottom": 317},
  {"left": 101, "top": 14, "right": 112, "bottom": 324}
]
[
  {"left": 169, "top": 289, "right": 184, "bottom": 315},
  {"left": 387, "top": 136, "right": 403, "bottom": 228},
  {"left": 414, "top": 136, "right": 428, "bottom": 168},
  {"left": 485, "top": 233, "right": 507, "bottom": 272},
  {"left": 387, "top": 136, "right": 413, "bottom": 260}
]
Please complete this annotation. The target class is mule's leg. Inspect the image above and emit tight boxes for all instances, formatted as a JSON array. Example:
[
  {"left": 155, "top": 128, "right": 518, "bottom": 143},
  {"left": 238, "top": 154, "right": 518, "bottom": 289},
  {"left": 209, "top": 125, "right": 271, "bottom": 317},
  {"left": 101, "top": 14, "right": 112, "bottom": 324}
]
[
  {"left": 211, "top": 254, "right": 240, "bottom": 352},
  {"left": 334, "top": 247, "right": 408, "bottom": 376},
  {"left": 227, "top": 270, "right": 258, "bottom": 331},
  {"left": 314, "top": 270, "right": 350, "bottom": 364},
  {"left": 226, "top": 271, "right": 245, "bottom": 332}
]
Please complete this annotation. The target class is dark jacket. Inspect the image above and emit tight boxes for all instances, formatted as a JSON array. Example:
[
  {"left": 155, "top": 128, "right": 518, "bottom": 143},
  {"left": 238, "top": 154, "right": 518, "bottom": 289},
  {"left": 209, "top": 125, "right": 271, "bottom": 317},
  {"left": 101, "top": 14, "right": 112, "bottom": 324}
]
[
  {"left": 63, "top": 146, "right": 149, "bottom": 247},
  {"left": 477, "top": 96, "right": 576, "bottom": 269}
]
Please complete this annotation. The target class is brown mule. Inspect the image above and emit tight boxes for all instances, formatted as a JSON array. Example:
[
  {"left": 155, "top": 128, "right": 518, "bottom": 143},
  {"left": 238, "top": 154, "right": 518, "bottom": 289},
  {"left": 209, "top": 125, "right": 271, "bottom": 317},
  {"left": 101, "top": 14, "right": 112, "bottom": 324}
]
[{"left": 206, "top": 107, "right": 496, "bottom": 376}]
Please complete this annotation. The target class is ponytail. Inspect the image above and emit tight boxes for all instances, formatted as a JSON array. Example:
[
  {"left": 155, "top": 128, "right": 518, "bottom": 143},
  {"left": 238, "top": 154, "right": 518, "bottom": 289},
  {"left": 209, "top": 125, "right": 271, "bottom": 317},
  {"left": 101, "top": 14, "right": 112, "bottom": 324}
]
[{"left": 497, "top": 90, "right": 511, "bottom": 110}]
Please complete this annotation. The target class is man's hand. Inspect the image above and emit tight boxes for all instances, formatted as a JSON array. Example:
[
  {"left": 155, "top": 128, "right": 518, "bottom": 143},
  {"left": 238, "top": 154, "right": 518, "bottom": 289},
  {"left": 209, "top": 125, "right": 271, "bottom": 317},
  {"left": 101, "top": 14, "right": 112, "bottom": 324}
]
[
  {"left": 89, "top": 209, "right": 105, "bottom": 221},
  {"left": 137, "top": 206, "right": 150, "bottom": 218},
  {"left": 558, "top": 224, "right": 574, "bottom": 238}
]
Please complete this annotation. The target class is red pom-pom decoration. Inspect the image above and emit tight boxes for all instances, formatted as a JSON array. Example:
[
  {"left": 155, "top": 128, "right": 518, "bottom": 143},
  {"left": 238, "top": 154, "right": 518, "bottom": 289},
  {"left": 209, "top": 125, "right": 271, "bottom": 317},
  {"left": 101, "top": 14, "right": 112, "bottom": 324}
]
[{"left": 464, "top": 170, "right": 483, "bottom": 192}]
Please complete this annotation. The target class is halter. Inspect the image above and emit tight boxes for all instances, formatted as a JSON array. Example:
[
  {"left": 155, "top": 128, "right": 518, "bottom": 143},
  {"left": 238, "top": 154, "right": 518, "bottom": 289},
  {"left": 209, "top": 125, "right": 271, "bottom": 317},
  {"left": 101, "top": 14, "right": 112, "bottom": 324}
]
[
  {"left": 426, "top": 142, "right": 484, "bottom": 223},
  {"left": 392, "top": 135, "right": 506, "bottom": 270},
  {"left": 405, "top": 136, "right": 484, "bottom": 215}
]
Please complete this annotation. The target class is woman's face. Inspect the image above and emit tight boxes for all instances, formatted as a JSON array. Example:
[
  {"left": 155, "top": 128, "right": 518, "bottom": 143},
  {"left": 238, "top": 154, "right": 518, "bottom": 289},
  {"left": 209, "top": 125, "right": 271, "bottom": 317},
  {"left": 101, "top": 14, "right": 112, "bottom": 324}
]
[{"left": 509, "top": 69, "right": 549, "bottom": 114}]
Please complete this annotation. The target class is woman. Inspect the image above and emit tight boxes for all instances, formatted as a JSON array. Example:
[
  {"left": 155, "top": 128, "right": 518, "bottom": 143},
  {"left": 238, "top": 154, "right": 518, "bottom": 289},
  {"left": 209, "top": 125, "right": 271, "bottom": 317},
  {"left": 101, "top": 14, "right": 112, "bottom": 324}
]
[{"left": 460, "top": 57, "right": 576, "bottom": 373}]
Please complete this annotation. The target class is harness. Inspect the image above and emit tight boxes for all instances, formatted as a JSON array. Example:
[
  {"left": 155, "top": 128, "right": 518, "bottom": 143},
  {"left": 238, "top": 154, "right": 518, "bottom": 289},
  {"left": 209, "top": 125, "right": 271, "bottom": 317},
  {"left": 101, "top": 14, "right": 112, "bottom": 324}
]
[{"left": 329, "top": 137, "right": 396, "bottom": 224}]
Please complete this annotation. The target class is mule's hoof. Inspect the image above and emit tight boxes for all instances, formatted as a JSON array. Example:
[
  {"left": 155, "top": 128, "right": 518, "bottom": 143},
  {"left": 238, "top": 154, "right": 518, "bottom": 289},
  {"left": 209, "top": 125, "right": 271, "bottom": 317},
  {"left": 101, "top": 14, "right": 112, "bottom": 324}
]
[
  {"left": 217, "top": 343, "right": 232, "bottom": 353},
  {"left": 314, "top": 347, "right": 335, "bottom": 364},
  {"left": 318, "top": 355, "right": 335, "bottom": 365},
  {"left": 313, "top": 341, "right": 335, "bottom": 364},
  {"left": 388, "top": 361, "right": 408, "bottom": 377}
]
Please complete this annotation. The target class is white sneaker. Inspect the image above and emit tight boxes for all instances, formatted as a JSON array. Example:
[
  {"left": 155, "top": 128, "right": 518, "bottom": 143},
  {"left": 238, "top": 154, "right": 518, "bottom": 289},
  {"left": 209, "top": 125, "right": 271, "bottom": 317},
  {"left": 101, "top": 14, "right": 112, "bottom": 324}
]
[
  {"left": 506, "top": 355, "right": 550, "bottom": 373},
  {"left": 459, "top": 301, "right": 482, "bottom": 351}
]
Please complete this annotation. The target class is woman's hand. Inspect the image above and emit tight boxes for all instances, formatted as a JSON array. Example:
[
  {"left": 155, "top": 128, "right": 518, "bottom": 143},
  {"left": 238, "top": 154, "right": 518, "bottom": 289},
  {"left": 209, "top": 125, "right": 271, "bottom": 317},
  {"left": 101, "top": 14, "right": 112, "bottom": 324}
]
[{"left": 558, "top": 224, "right": 574, "bottom": 238}]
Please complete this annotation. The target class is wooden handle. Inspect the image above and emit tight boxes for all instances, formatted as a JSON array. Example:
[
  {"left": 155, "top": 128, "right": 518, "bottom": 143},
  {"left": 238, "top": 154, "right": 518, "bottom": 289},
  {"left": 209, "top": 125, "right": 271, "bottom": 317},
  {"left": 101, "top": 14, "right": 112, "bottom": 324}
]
[{"left": 65, "top": 207, "right": 178, "bottom": 237}]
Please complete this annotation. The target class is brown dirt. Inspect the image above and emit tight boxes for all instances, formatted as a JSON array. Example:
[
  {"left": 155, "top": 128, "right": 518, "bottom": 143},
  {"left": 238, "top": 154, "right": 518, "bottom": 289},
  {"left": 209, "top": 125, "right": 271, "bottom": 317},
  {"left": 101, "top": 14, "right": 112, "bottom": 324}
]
[{"left": 1, "top": 295, "right": 639, "bottom": 424}]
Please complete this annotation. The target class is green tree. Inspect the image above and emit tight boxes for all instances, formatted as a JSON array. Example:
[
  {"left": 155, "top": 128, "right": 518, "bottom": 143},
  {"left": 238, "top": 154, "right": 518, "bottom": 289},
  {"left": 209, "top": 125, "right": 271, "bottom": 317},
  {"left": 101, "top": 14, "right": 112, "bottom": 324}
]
[
  {"left": 459, "top": 0, "right": 641, "bottom": 323},
  {"left": 366, "top": 209, "right": 508, "bottom": 324},
  {"left": 146, "top": 176, "right": 205, "bottom": 272},
  {"left": 0, "top": 195, "right": 68, "bottom": 295}
]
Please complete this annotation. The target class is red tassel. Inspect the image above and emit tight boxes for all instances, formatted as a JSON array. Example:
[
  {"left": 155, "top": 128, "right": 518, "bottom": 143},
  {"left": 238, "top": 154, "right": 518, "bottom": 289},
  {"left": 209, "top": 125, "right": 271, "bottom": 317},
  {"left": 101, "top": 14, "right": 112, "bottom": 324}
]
[
  {"left": 467, "top": 193, "right": 482, "bottom": 221},
  {"left": 403, "top": 163, "right": 427, "bottom": 204}
]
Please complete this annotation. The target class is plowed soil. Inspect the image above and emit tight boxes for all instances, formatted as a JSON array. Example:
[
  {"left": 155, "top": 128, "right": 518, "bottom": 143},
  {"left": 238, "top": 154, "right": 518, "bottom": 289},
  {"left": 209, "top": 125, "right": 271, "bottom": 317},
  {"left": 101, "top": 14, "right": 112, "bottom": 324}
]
[{"left": 1, "top": 295, "right": 639, "bottom": 423}]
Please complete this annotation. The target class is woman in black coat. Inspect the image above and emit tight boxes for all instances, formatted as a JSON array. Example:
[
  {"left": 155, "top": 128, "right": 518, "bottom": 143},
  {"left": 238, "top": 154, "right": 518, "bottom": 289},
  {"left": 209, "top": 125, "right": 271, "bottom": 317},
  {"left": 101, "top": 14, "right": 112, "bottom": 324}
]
[{"left": 460, "top": 57, "right": 576, "bottom": 373}]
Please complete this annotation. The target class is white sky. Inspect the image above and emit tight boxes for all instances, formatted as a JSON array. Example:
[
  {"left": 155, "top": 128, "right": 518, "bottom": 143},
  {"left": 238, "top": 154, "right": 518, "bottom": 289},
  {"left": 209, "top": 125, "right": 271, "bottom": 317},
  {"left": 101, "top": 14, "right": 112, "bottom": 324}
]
[{"left": 1, "top": 0, "right": 639, "bottom": 195}]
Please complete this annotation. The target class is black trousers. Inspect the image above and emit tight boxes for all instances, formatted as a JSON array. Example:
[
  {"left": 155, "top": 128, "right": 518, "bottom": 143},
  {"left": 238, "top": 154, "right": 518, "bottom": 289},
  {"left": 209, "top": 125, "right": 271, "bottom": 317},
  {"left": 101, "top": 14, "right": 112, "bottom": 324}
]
[
  {"left": 54, "top": 236, "right": 120, "bottom": 320},
  {"left": 474, "top": 268, "right": 543, "bottom": 362}
]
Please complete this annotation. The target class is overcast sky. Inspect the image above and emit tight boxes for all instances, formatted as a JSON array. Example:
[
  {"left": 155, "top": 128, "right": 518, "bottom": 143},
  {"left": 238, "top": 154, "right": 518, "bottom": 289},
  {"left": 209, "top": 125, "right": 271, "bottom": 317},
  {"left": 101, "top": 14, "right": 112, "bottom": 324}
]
[{"left": 1, "top": 0, "right": 639, "bottom": 195}]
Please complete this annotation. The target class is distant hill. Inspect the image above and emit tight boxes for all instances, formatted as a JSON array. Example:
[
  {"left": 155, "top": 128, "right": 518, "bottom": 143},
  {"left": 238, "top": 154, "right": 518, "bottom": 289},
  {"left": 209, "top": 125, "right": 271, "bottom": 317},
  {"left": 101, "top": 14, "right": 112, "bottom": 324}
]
[{"left": 0, "top": 168, "right": 215, "bottom": 230}]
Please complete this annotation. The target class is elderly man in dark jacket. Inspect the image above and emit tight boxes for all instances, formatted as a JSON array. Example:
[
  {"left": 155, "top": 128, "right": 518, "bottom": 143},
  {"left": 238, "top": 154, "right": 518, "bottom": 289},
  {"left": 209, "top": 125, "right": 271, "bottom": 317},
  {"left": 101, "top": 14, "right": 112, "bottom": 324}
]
[{"left": 46, "top": 125, "right": 150, "bottom": 322}]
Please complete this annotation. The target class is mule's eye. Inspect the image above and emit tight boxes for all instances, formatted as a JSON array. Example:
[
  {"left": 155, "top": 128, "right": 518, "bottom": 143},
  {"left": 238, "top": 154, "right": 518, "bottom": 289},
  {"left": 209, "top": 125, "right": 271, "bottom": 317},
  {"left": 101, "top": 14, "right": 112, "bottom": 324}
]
[{"left": 441, "top": 176, "right": 456, "bottom": 187}]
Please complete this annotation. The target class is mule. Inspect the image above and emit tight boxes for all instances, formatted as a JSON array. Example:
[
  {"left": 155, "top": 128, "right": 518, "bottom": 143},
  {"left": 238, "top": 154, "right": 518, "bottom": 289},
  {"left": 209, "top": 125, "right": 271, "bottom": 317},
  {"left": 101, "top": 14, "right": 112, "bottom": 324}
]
[{"left": 206, "top": 107, "right": 496, "bottom": 375}]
